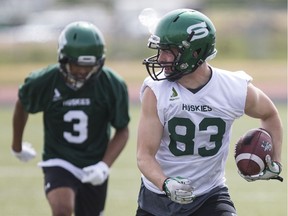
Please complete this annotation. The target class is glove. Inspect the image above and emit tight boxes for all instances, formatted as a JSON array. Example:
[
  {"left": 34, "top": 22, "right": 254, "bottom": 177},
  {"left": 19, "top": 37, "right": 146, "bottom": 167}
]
[
  {"left": 162, "top": 177, "right": 195, "bottom": 204},
  {"left": 81, "top": 161, "right": 110, "bottom": 186},
  {"left": 12, "top": 141, "right": 36, "bottom": 162},
  {"left": 239, "top": 155, "right": 283, "bottom": 182}
]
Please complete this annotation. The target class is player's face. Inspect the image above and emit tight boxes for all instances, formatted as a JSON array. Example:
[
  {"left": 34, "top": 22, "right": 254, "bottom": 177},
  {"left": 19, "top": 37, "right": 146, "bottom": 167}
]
[
  {"left": 157, "top": 48, "right": 178, "bottom": 76},
  {"left": 69, "top": 63, "right": 94, "bottom": 80}
]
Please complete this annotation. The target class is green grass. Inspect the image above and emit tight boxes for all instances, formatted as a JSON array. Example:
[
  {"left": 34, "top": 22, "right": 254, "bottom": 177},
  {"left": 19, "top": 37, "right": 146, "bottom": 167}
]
[{"left": 0, "top": 103, "right": 286, "bottom": 216}]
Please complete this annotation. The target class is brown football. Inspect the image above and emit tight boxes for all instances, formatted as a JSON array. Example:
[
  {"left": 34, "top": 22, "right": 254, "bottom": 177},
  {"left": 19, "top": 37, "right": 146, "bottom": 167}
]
[{"left": 234, "top": 128, "right": 273, "bottom": 176}]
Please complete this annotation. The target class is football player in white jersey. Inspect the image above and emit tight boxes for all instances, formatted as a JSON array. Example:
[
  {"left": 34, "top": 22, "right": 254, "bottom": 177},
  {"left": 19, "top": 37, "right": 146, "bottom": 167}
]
[{"left": 136, "top": 9, "right": 283, "bottom": 216}]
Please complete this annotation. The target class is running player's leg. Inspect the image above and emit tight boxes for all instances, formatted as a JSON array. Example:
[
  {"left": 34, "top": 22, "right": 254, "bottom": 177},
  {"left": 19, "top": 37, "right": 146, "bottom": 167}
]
[
  {"left": 74, "top": 179, "right": 108, "bottom": 216},
  {"left": 43, "top": 167, "right": 79, "bottom": 216},
  {"left": 192, "top": 191, "right": 237, "bottom": 216},
  {"left": 136, "top": 206, "right": 155, "bottom": 216}
]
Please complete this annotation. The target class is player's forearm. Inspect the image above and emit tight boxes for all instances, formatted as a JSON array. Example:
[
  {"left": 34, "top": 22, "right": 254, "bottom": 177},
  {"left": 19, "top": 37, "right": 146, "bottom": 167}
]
[
  {"left": 12, "top": 100, "right": 29, "bottom": 152},
  {"left": 137, "top": 154, "right": 167, "bottom": 190},
  {"left": 260, "top": 113, "right": 283, "bottom": 163},
  {"left": 102, "top": 127, "right": 129, "bottom": 167}
]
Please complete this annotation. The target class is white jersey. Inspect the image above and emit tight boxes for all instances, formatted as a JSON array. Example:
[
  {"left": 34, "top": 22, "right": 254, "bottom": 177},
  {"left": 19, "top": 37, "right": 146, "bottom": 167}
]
[{"left": 140, "top": 67, "right": 252, "bottom": 196}]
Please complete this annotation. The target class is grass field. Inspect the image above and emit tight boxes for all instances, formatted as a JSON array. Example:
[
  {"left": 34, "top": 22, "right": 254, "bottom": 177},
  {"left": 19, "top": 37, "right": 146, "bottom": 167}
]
[{"left": 0, "top": 60, "right": 286, "bottom": 215}]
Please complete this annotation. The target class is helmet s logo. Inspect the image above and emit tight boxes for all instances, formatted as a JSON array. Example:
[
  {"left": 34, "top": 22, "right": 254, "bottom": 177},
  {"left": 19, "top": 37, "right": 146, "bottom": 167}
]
[{"left": 186, "top": 22, "right": 209, "bottom": 41}]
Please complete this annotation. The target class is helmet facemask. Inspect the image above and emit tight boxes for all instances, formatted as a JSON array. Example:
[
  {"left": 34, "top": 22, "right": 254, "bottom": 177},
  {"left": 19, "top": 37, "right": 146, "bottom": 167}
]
[
  {"left": 60, "top": 55, "right": 105, "bottom": 90},
  {"left": 143, "top": 33, "right": 197, "bottom": 81}
]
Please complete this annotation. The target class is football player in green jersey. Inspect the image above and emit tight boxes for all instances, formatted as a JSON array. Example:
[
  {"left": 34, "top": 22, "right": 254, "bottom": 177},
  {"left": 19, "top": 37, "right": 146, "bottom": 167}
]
[
  {"left": 11, "top": 21, "right": 130, "bottom": 216},
  {"left": 136, "top": 9, "right": 283, "bottom": 216}
]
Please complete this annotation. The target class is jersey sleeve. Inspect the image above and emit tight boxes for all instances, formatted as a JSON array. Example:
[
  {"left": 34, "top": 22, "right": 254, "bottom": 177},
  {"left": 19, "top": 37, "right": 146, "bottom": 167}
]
[
  {"left": 139, "top": 76, "right": 168, "bottom": 125},
  {"left": 232, "top": 70, "right": 253, "bottom": 112},
  {"left": 19, "top": 67, "right": 55, "bottom": 113},
  {"left": 233, "top": 70, "right": 253, "bottom": 83},
  {"left": 140, "top": 76, "right": 155, "bottom": 102},
  {"left": 104, "top": 68, "right": 130, "bottom": 129}
]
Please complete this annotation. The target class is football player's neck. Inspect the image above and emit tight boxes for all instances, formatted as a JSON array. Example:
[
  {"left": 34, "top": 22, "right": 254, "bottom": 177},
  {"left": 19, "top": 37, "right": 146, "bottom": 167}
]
[{"left": 178, "top": 63, "right": 212, "bottom": 90}]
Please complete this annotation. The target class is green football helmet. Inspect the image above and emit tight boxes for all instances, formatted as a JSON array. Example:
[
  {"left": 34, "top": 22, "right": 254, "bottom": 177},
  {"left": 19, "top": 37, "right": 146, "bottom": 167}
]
[
  {"left": 143, "top": 9, "right": 217, "bottom": 81},
  {"left": 58, "top": 21, "right": 106, "bottom": 89}
]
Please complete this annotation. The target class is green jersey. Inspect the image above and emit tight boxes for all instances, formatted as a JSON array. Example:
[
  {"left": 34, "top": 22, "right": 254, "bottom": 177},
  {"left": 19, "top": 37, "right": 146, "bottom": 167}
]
[{"left": 19, "top": 64, "right": 130, "bottom": 168}]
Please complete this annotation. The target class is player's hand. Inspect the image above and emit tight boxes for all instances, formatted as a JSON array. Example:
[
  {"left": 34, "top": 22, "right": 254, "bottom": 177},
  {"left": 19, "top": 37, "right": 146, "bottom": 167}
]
[
  {"left": 81, "top": 161, "right": 110, "bottom": 186},
  {"left": 239, "top": 155, "right": 283, "bottom": 182},
  {"left": 12, "top": 141, "right": 37, "bottom": 162},
  {"left": 162, "top": 177, "right": 195, "bottom": 204}
]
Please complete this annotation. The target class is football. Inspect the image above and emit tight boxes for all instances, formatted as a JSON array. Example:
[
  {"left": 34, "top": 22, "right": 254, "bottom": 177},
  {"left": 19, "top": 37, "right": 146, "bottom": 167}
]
[{"left": 234, "top": 128, "right": 273, "bottom": 176}]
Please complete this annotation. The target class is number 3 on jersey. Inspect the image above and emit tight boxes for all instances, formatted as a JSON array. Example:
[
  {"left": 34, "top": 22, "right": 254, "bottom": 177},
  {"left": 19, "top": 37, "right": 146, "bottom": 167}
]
[
  {"left": 168, "top": 117, "right": 226, "bottom": 157},
  {"left": 63, "top": 110, "right": 88, "bottom": 144}
]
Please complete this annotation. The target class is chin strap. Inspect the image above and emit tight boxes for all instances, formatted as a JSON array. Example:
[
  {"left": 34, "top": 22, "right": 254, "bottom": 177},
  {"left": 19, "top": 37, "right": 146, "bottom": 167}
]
[{"left": 59, "top": 63, "right": 104, "bottom": 90}]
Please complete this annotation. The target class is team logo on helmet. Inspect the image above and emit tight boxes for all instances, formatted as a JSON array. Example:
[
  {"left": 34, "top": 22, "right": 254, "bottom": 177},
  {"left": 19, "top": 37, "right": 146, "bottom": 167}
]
[{"left": 186, "top": 22, "right": 209, "bottom": 41}]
